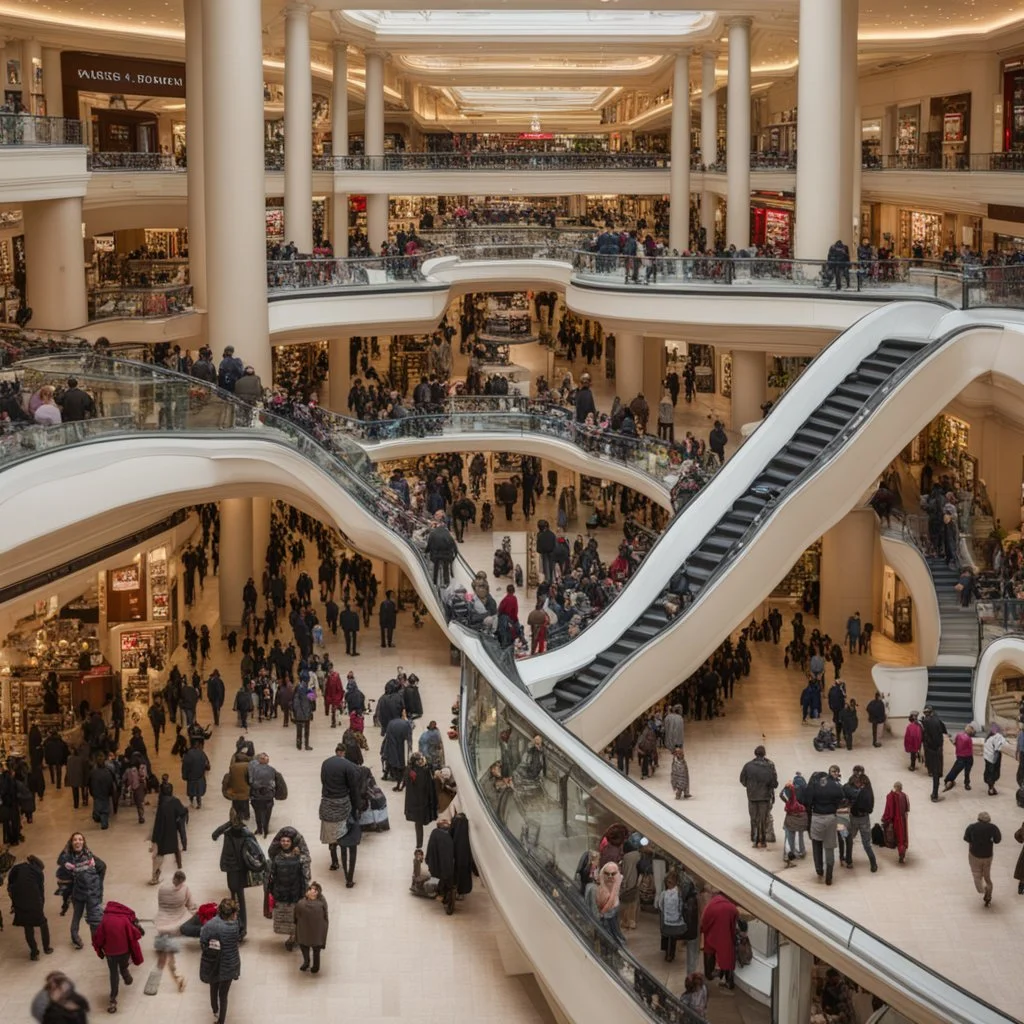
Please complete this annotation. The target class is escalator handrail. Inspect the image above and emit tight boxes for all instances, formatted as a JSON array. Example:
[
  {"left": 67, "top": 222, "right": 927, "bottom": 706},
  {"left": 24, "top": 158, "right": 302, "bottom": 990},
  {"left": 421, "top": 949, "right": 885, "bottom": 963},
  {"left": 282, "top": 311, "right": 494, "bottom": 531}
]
[
  {"left": 555, "top": 318, "right": 994, "bottom": 719},
  {"left": 455, "top": 629, "right": 1016, "bottom": 1024}
]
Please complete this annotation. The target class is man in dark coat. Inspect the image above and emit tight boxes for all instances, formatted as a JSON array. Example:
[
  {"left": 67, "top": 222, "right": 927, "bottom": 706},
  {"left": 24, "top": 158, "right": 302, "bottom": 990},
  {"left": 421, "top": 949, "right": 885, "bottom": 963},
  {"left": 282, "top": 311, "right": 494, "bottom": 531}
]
[
  {"left": 383, "top": 710, "right": 414, "bottom": 786},
  {"left": 920, "top": 705, "right": 949, "bottom": 802},
  {"left": 450, "top": 812, "right": 476, "bottom": 897},
  {"left": 379, "top": 590, "right": 398, "bottom": 648},
  {"left": 181, "top": 738, "right": 211, "bottom": 809},
  {"left": 42, "top": 731, "right": 68, "bottom": 789},
  {"left": 7, "top": 854, "right": 51, "bottom": 958},
  {"left": 574, "top": 372, "right": 597, "bottom": 423},
  {"left": 402, "top": 752, "right": 438, "bottom": 848},
  {"left": 425, "top": 818, "right": 456, "bottom": 912},
  {"left": 206, "top": 669, "right": 226, "bottom": 726},
  {"left": 340, "top": 604, "right": 360, "bottom": 656},
  {"left": 89, "top": 757, "right": 118, "bottom": 829},
  {"left": 426, "top": 515, "right": 458, "bottom": 586}
]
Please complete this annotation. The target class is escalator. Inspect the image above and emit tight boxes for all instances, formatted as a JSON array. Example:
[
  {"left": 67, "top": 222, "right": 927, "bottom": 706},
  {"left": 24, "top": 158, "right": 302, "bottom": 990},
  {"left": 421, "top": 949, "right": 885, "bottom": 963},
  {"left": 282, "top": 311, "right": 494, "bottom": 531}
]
[{"left": 543, "top": 336, "right": 927, "bottom": 715}]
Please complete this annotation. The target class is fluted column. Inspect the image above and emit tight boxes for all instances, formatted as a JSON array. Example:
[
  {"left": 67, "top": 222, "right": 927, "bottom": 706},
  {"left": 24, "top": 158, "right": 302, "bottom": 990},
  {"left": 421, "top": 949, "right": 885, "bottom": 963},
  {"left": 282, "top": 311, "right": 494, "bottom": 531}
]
[
  {"left": 331, "top": 41, "right": 350, "bottom": 257},
  {"left": 669, "top": 51, "right": 691, "bottom": 253},
  {"left": 284, "top": 2, "right": 314, "bottom": 253},
  {"left": 364, "top": 50, "right": 388, "bottom": 247},
  {"left": 41, "top": 47, "right": 62, "bottom": 117},
  {"left": 700, "top": 50, "right": 718, "bottom": 247},
  {"left": 726, "top": 18, "right": 751, "bottom": 249},
  {"left": 794, "top": 0, "right": 844, "bottom": 260},
  {"left": 202, "top": 0, "right": 270, "bottom": 380},
  {"left": 183, "top": 0, "right": 207, "bottom": 312}
]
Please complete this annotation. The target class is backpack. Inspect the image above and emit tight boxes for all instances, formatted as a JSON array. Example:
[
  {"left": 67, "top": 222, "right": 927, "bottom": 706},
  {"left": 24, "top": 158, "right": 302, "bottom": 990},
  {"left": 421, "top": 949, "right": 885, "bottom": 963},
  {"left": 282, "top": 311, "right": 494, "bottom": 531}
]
[
  {"left": 1016, "top": 786, "right": 1024, "bottom": 810},
  {"left": 241, "top": 834, "right": 266, "bottom": 873},
  {"left": 218, "top": 363, "right": 240, "bottom": 392}
]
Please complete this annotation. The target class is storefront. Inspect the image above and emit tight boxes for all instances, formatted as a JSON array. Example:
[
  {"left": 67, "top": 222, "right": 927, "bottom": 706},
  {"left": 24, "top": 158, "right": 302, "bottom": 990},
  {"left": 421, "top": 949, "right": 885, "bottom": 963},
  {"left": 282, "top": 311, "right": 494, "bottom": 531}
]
[
  {"left": 750, "top": 194, "right": 794, "bottom": 253},
  {"left": 890, "top": 207, "right": 982, "bottom": 258},
  {"left": 266, "top": 197, "right": 329, "bottom": 249},
  {"left": 757, "top": 109, "right": 797, "bottom": 161},
  {"left": 881, "top": 565, "right": 914, "bottom": 643},
  {"left": 60, "top": 52, "right": 186, "bottom": 154},
  {"left": 1003, "top": 56, "right": 1024, "bottom": 153},
  {"left": 272, "top": 340, "right": 329, "bottom": 398},
  {"left": 862, "top": 118, "right": 882, "bottom": 169},
  {"left": 4, "top": 51, "right": 44, "bottom": 113}
]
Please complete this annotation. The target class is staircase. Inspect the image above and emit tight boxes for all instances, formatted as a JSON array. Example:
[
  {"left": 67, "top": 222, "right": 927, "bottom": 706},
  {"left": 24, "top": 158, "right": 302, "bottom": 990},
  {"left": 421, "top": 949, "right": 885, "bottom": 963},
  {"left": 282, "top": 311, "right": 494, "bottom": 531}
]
[
  {"left": 540, "top": 337, "right": 928, "bottom": 717},
  {"left": 922, "top": 555, "right": 979, "bottom": 728}
]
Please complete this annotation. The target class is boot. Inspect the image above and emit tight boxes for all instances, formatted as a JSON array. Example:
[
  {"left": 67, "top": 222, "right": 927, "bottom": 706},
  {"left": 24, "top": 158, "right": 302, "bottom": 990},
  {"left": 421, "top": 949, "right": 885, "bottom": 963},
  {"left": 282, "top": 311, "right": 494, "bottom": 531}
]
[
  {"left": 148, "top": 867, "right": 162, "bottom": 886},
  {"left": 825, "top": 865, "right": 834, "bottom": 886}
]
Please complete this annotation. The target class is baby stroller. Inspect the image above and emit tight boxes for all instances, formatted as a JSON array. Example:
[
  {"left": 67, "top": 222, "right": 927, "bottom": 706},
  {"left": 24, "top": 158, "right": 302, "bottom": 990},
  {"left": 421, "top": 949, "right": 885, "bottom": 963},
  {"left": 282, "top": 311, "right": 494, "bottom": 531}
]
[
  {"left": 480, "top": 502, "right": 494, "bottom": 531},
  {"left": 813, "top": 723, "right": 837, "bottom": 752}
]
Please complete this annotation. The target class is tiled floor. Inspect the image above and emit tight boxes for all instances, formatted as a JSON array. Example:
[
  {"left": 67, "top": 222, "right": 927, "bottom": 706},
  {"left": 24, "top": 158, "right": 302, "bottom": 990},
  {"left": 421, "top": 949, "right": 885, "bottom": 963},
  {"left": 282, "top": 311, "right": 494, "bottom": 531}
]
[
  {"left": 0, "top": 577, "right": 552, "bottom": 1024},
  {"left": 630, "top": 606, "right": 1024, "bottom": 1019}
]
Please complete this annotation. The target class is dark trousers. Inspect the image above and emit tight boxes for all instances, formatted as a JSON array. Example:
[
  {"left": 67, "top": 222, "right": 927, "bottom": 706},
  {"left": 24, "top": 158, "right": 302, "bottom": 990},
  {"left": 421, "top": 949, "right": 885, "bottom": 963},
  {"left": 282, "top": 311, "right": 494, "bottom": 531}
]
[
  {"left": 946, "top": 756, "right": 973, "bottom": 787},
  {"left": 299, "top": 945, "right": 322, "bottom": 970},
  {"left": 47, "top": 764, "right": 63, "bottom": 788},
  {"left": 380, "top": 626, "right": 394, "bottom": 647},
  {"left": 415, "top": 821, "right": 425, "bottom": 848},
  {"left": 657, "top": 423, "right": 674, "bottom": 442},
  {"left": 210, "top": 979, "right": 233, "bottom": 1024},
  {"left": 106, "top": 952, "right": 131, "bottom": 999},
  {"left": 72, "top": 786, "right": 89, "bottom": 808},
  {"left": 343, "top": 630, "right": 358, "bottom": 655},
  {"left": 340, "top": 845, "right": 357, "bottom": 883},
  {"left": 704, "top": 952, "right": 733, "bottom": 988},
  {"left": 616, "top": 753, "right": 630, "bottom": 775},
  {"left": 238, "top": 708, "right": 249, "bottom": 729},
  {"left": 295, "top": 720, "right": 311, "bottom": 749},
  {"left": 433, "top": 558, "right": 452, "bottom": 586},
  {"left": 23, "top": 920, "right": 50, "bottom": 955},
  {"left": 252, "top": 798, "right": 274, "bottom": 836},
  {"left": 504, "top": 502, "right": 514, "bottom": 521},
  {"left": 225, "top": 871, "right": 247, "bottom": 935},
  {"left": 211, "top": 703, "right": 222, "bottom": 726},
  {"left": 871, "top": 722, "right": 881, "bottom": 745}
]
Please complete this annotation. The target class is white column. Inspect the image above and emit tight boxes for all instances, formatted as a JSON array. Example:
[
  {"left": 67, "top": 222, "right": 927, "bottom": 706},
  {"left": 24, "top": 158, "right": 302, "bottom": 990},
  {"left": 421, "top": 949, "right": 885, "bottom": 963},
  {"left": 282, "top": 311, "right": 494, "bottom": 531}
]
[
  {"left": 22, "top": 40, "right": 40, "bottom": 112},
  {"left": 284, "top": 3, "right": 313, "bottom": 254},
  {"left": 41, "top": 47, "right": 62, "bottom": 118},
  {"left": 700, "top": 50, "right": 718, "bottom": 247},
  {"left": 776, "top": 941, "right": 813, "bottom": 1024},
  {"left": 701, "top": 50, "right": 718, "bottom": 165},
  {"left": 615, "top": 332, "right": 644, "bottom": 406},
  {"left": 839, "top": 0, "right": 859, "bottom": 245},
  {"left": 819, "top": 508, "right": 877, "bottom": 641},
  {"left": 202, "top": 0, "right": 271, "bottom": 381},
  {"left": 23, "top": 198, "right": 87, "bottom": 330},
  {"left": 726, "top": 18, "right": 751, "bottom": 249},
  {"left": 642, "top": 337, "right": 666, "bottom": 421},
  {"left": 326, "top": 336, "right": 351, "bottom": 414},
  {"left": 252, "top": 497, "right": 271, "bottom": 582},
  {"left": 364, "top": 50, "right": 388, "bottom": 247},
  {"left": 794, "top": 0, "right": 844, "bottom": 261},
  {"left": 669, "top": 51, "right": 691, "bottom": 254},
  {"left": 730, "top": 349, "right": 767, "bottom": 432},
  {"left": 331, "top": 41, "right": 350, "bottom": 258},
  {"left": 183, "top": 0, "right": 207, "bottom": 312},
  {"left": 218, "top": 498, "right": 254, "bottom": 633}
]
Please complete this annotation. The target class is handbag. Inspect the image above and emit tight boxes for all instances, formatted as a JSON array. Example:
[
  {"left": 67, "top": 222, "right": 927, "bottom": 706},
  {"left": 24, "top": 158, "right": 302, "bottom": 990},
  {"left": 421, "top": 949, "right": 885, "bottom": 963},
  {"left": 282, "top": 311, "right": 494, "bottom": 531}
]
[
  {"left": 199, "top": 941, "right": 221, "bottom": 984},
  {"left": 870, "top": 823, "right": 886, "bottom": 847},
  {"left": 883, "top": 822, "right": 897, "bottom": 849},
  {"left": 735, "top": 931, "right": 753, "bottom": 967},
  {"left": 274, "top": 772, "right": 288, "bottom": 801}
]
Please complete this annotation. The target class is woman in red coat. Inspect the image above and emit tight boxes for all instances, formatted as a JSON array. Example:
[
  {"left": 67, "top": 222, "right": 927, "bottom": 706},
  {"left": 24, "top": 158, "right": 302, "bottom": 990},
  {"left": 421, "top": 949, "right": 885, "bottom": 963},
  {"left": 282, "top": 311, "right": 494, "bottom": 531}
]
[
  {"left": 700, "top": 892, "right": 739, "bottom": 989},
  {"left": 92, "top": 900, "right": 144, "bottom": 1014},
  {"left": 323, "top": 669, "right": 345, "bottom": 728},
  {"left": 881, "top": 780, "right": 910, "bottom": 863}
]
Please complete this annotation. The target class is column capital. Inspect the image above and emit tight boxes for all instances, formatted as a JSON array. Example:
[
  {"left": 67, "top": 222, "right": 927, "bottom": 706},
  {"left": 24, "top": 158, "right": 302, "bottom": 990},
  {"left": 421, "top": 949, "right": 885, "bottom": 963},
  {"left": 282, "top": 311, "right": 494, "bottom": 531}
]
[
  {"left": 701, "top": 48, "right": 718, "bottom": 60},
  {"left": 364, "top": 47, "right": 388, "bottom": 60},
  {"left": 285, "top": 1, "right": 313, "bottom": 17},
  {"left": 728, "top": 16, "right": 753, "bottom": 30},
  {"left": 332, "top": 39, "right": 349, "bottom": 55}
]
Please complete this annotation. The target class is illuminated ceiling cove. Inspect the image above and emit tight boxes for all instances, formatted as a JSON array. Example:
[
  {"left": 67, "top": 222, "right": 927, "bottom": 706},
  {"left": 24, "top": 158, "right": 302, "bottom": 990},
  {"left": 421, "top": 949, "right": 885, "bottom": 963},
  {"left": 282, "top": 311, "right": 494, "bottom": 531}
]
[
  {"left": 342, "top": 9, "right": 714, "bottom": 38},
  {"left": 398, "top": 54, "right": 664, "bottom": 73},
  {"left": 445, "top": 85, "right": 616, "bottom": 112}
]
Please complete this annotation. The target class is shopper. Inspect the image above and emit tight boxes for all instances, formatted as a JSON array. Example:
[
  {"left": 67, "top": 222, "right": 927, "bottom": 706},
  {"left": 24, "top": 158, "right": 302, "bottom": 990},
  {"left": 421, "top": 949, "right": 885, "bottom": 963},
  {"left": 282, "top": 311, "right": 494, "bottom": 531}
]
[
  {"left": 700, "top": 891, "right": 739, "bottom": 989},
  {"left": 293, "top": 882, "right": 329, "bottom": 974},
  {"left": 292, "top": 684, "right": 314, "bottom": 751},
  {"left": 843, "top": 766, "right": 878, "bottom": 872},
  {"left": 739, "top": 745, "right": 778, "bottom": 848},
  {"left": 264, "top": 828, "right": 310, "bottom": 950},
  {"left": 153, "top": 870, "right": 196, "bottom": 993},
  {"left": 920, "top": 705, "right": 948, "bottom": 801},
  {"left": 904, "top": 712, "right": 923, "bottom": 771},
  {"left": 982, "top": 724, "right": 1012, "bottom": 796},
  {"left": 881, "top": 780, "right": 910, "bottom": 864},
  {"left": 200, "top": 898, "right": 242, "bottom": 1024},
  {"left": 807, "top": 765, "right": 845, "bottom": 885},
  {"left": 211, "top": 810, "right": 261, "bottom": 939},
  {"left": 963, "top": 811, "right": 1002, "bottom": 906},
  {"left": 7, "top": 854, "right": 52, "bottom": 960},
  {"left": 56, "top": 832, "right": 106, "bottom": 949},
  {"left": 319, "top": 743, "right": 364, "bottom": 875},
  {"left": 585, "top": 861, "right": 626, "bottom": 943},
  {"left": 654, "top": 871, "right": 687, "bottom": 962},
  {"left": 181, "top": 737, "right": 211, "bottom": 809},
  {"left": 149, "top": 780, "right": 188, "bottom": 885},
  {"left": 92, "top": 900, "right": 144, "bottom": 1014},
  {"left": 944, "top": 724, "right": 976, "bottom": 792}
]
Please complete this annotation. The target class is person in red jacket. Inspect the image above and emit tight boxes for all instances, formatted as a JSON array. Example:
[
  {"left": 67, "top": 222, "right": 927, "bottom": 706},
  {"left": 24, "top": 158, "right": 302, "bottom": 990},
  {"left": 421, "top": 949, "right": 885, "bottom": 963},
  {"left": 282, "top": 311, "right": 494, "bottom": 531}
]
[
  {"left": 700, "top": 892, "right": 739, "bottom": 990},
  {"left": 324, "top": 668, "right": 345, "bottom": 728},
  {"left": 92, "top": 900, "right": 144, "bottom": 1014}
]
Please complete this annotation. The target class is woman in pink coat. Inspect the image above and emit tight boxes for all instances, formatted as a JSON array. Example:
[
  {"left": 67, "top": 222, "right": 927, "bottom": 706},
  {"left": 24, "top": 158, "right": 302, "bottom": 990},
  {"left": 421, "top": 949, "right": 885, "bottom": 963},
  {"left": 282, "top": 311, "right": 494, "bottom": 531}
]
[
  {"left": 700, "top": 892, "right": 739, "bottom": 989},
  {"left": 903, "top": 712, "right": 923, "bottom": 771},
  {"left": 881, "top": 780, "right": 910, "bottom": 863}
]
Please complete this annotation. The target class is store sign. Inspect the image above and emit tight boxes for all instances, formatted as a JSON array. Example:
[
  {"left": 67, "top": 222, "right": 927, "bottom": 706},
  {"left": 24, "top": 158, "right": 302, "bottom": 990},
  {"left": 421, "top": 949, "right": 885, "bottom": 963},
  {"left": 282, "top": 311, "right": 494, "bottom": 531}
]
[
  {"left": 61, "top": 51, "right": 186, "bottom": 99},
  {"left": 518, "top": 132, "right": 554, "bottom": 140},
  {"left": 111, "top": 564, "right": 140, "bottom": 591}
]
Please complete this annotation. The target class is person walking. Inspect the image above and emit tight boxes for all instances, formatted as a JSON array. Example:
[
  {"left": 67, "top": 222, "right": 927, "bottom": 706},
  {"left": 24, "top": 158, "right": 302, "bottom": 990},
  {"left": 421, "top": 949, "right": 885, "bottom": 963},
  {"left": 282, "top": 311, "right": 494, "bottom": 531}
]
[
  {"left": 700, "top": 892, "right": 738, "bottom": 989},
  {"left": 402, "top": 752, "right": 438, "bottom": 849},
  {"left": 920, "top": 705, "right": 949, "bottom": 801},
  {"left": 904, "top": 712, "right": 924, "bottom": 771},
  {"left": 379, "top": 590, "right": 397, "bottom": 648},
  {"left": 324, "top": 668, "right": 345, "bottom": 728},
  {"left": 866, "top": 693, "right": 886, "bottom": 747},
  {"left": 739, "top": 745, "right": 778, "bottom": 849},
  {"left": 670, "top": 746, "right": 691, "bottom": 800},
  {"left": 292, "top": 685, "right": 314, "bottom": 751},
  {"left": 57, "top": 832, "right": 106, "bottom": 949},
  {"left": 585, "top": 861, "right": 626, "bottom": 943},
  {"left": 152, "top": 870, "right": 196, "bottom": 993},
  {"left": 779, "top": 775, "right": 809, "bottom": 865},
  {"left": 319, "top": 743, "right": 364, "bottom": 878},
  {"left": 426, "top": 513, "right": 457, "bottom": 586},
  {"left": 211, "top": 811, "right": 260, "bottom": 939},
  {"left": 181, "top": 737, "right": 210, "bottom": 809},
  {"left": 881, "top": 780, "right": 910, "bottom": 864},
  {"left": 982, "top": 724, "right": 1012, "bottom": 796},
  {"left": 247, "top": 752, "right": 285, "bottom": 837},
  {"left": 963, "top": 811, "right": 1002, "bottom": 906},
  {"left": 654, "top": 871, "right": 688, "bottom": 962},
  {"left": 839, "top": 699, "right": 859, "bottom": 750},
  {"left": 808, "top": 766, "right": 845, "bottom": 885},
  {"left": 232, "top": 684, "right": 253, "bottom": 731},
  {"left": 293, "top": 882, "right": 329, "bottom": 974},
  {"left": 200, "top": 898, "right": 242, "bottom": 1024},
  {"left": 944, "top": 724, "right": 976, "bottom": 792},
  {"left": 264, "top": 828, "right": 310, "bottom": 951},
  {"left": 92, "top": 900, "right": 144, "bottom": 1014},
  {"left": 206, "top": 670, "right": 226, "bottom": 727},
  {"left": 7, "top": 854, "right": 53, "bottom": 959},
  {"left": 340, "top": 604, "right": 360, "bottom": 656},
  {"left": 149, "top": 781, "right": 188, "bottom": 885},
  {"left": 384, "top": 708, "right": 415, "bottom": 788},
  {"left": 843, "top": 766, "right": 878, "bottom": 872},
  {"left": 223, "top": 751, "right": 251, "bottom": 822}
]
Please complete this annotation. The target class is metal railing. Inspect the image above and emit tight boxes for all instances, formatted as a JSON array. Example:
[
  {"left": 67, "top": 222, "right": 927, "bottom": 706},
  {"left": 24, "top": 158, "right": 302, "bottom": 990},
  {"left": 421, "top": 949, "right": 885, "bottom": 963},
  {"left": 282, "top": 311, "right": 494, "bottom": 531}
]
[
  {"left": 863, "top": 152, "right": 1024, "bottom": 172},
  {"left": 88, "top": 284, "right": 195, "bottom": 320},
  {"left": 87, "top": 151, "right": 184, "bottom": 171},
  {"left": 321, "top": 151, "right": 673, "bottom": 172},
  {"left": 0, "top": 115, "right": 82, "bottom": 147},
  {"left": 266, "top": 255, "right": 437, "bottom": 291}
]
